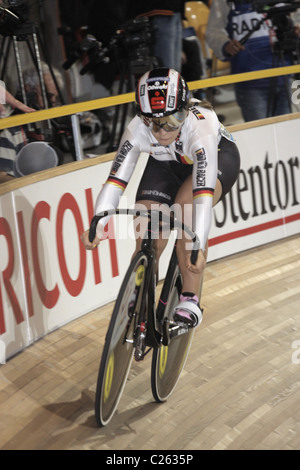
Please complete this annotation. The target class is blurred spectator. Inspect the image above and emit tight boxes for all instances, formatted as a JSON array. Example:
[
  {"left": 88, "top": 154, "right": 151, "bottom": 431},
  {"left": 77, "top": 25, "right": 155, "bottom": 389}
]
[
  {"left": 0, "top": 81, "right": 60, "bottom": 181},
  {"left": 181, "top": 25, "right": 205, "bottom": 99},
  {"left": 205, "top": 0, "right": 297, "bottom": 121},
  {"left": 0, "top": 83, "right": 35, "bottom": 182},
  {"left": 127, "top": 1, "right": 186, "bottom": 72},
  {"left": 0, "top": 84, "right": 35, "bottom": 117},
  {"left": 22, "top": 62, "right": 64, "bottom": 110}
]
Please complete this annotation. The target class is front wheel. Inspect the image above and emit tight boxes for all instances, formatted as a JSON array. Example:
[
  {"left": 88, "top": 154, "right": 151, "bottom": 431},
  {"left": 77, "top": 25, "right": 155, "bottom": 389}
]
[
  {"left": 95, "top": 251, "right": 148, "bottom": 426},
  {"left": 151, "top": 250, "right": 194, "bottom": 402}
]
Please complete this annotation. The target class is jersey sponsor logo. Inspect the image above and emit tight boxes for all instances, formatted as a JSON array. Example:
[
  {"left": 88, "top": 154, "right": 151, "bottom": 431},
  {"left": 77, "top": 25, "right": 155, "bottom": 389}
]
[
  {"left": 196, "top": 148, "right": 207, "bottom": 187},
  {"left": 110, "top": 140, "right": 133, "bottom": 175},
  {"left": 141, "top": 189, "right": 172, "bottom": 201},
  {"left": 118, "top": 139, "right": 133, "bottom": 157},
  {"left": 110, "top": 162, "right": 121, "bottom": 175},
  {"left": 151, "top": 150, "right": 167, "bottom": 156}
]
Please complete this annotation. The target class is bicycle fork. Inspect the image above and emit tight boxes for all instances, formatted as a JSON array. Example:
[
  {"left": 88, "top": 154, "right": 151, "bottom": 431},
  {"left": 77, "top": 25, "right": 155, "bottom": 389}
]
[
  {"left": 133, "top": 216, "right": 160, "bottom": 361},
  {"left": 123, "top": 272, "right": 154, "bottom": 361},
  {"left": 134, "top": 266, "right": 155, "bottom": 361}
]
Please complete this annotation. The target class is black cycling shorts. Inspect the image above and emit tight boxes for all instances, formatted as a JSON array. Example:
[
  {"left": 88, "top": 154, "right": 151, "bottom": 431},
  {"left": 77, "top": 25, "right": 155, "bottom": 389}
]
[{"left": 136, "top": 137, "right": 240, "bottom": 205}]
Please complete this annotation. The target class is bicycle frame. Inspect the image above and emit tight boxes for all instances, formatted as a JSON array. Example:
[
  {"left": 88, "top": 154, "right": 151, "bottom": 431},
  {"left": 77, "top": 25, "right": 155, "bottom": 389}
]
[
  {"left": 91, "top": 210, "right": 201, "bottom": 424},
  {"left": 89, "top": 209, "right": 200, "bottom": 350}
]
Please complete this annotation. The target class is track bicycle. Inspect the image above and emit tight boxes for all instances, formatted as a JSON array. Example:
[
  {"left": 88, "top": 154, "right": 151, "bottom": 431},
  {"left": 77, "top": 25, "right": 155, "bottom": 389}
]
[{"left": 89, "top": 209, "right": 200, "bottom": 427}]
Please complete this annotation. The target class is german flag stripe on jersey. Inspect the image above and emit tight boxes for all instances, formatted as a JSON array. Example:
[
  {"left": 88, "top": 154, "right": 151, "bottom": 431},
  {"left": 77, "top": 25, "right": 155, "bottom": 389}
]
[
  {"left": 107, "top": 176, "right": 127, "bottom": 191},
  {"left": 192, "top": 108, "right": 205, "bottom": 120},
  {"left": 176, "top": 153, "right": 193, "bottom": 165},
  {"left": 195, "top": 111, "right": 205, "bottom": 119},
  {"left": 193, "top": 188, "right": 214, "bottom": 199}
]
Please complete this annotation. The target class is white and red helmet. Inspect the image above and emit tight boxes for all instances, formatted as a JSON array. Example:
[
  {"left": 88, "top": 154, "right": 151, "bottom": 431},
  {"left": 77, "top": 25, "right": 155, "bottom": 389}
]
[{"left": 135, "top": 68, "right": 189, "bottom": 121}]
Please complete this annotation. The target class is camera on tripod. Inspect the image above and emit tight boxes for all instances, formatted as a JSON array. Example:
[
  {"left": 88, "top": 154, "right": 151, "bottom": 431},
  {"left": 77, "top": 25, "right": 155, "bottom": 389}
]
[
  {"left": 62, "top": 33, "right": 110, "bottom": 75},
  {"left": 111, "top": 17, "right": 153, "bottom": 62},
  {"left": 62, "top": 17, "right": 154, "bottom": 77},
  {"left": 249, "top": 0, "right": 300, "bottom": 53},
  {"left": 0, "top": 0, "right": 29, "bottom": 36}
]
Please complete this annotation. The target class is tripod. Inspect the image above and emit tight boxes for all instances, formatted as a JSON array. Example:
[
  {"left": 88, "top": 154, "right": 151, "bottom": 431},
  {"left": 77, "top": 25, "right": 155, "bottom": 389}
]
[
  {"left": 0, "top": 20, "right": 88, "bottom": 161},
  {"left": 0, "top": 20, "right": 65, "bottom": 136}
]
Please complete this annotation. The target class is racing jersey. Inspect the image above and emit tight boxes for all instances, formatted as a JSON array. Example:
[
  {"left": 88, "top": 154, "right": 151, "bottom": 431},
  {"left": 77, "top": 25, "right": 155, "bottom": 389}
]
[{"left": 94, "top": 102, "right": 229, "bottom": 252}]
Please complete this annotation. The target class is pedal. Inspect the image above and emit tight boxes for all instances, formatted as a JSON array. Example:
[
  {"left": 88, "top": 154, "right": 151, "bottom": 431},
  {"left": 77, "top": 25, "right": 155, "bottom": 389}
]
[
  {"left": 162, "top": 318, "right": 190, "bottom": 345},
  {"left": 174, "top": 322, "right": 190, "bottom": 336},
  {"left": 169, "top": 321, "right": 189, "bottom": 340},
  {"left": 162, "top": 318, "right": 171, "bottom": 346},
  {"left": 134, "top": 323, "right": 147, "bottom": 361}
]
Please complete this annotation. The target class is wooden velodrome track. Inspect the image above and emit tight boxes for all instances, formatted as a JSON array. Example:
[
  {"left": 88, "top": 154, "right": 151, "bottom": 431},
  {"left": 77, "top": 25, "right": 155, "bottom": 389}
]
[
  {"left": 1, "top": 110, "right": 300, "bottom": 451},
  {"left": 0, "top": 234, "right": 299, "bottom": 450}
]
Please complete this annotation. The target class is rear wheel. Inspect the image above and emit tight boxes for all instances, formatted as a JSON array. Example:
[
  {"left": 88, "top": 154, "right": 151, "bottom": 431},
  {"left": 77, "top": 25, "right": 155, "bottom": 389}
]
[
  {"left": 95, "top": 252, "right": 147, "bottom": 426},
  {"left": 151, "top": 249, "right": 194, "bottom": 402}
]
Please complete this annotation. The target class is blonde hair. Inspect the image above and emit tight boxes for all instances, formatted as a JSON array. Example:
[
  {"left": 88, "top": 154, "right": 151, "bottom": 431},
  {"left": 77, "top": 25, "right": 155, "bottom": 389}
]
[{"left": 188, "top": 98, "right": 214, "bottom": 111}]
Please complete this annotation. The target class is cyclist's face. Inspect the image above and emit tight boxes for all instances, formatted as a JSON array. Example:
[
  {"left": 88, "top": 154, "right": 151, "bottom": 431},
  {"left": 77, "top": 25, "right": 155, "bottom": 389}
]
[{"left": 151, "top": 119, "right": 182, "bottom": 145}]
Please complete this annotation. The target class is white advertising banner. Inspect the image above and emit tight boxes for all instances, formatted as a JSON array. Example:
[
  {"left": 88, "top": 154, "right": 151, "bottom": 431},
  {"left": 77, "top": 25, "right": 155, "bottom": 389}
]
[
  {"left": 0, "top": 117, "right": 299, "bottom": 362},
  {"left": 208, "top": 118, "right": 300, "bottom": 261}
]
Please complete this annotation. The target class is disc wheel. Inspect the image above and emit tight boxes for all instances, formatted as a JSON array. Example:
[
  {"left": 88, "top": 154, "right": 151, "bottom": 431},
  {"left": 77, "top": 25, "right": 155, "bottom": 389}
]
[
  {"left": 151, "top": 256, "right": 194, "bottom": 403},
  {"left": 95, "top": 252, "right": 147, "bottom": 426}
]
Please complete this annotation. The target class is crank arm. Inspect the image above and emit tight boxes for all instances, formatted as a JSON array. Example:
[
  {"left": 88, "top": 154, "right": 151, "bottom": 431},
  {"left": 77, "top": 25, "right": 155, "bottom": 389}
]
[{"left": 162, "top": 318, "right": 190, "bottom": 345}]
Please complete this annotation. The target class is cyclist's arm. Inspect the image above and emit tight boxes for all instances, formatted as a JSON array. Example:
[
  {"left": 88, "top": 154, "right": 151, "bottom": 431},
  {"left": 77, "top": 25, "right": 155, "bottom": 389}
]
[
  {"left": 95, "top": 135, "right": 141, "bottom": 234},
  {"left": 82, "top": 121, "right": 142, "bottom": 248},
  {"left": 191, "top": 121, "right": 219, "bottom": 253}
]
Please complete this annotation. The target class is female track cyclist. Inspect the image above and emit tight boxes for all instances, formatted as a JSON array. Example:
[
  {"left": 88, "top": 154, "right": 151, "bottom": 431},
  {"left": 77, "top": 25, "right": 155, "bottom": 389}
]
[{"left": 81, "top": 68, "right": 240, "bottom": 328}]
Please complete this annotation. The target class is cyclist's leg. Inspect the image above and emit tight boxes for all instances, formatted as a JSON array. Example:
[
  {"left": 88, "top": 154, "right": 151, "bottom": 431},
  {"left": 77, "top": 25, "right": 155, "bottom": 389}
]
[
  {"left": 173, "top": 174, "right": 208, "bottom": 326},
  {"left": 173, "top": 137, "right": 240, "bottom": 326},
  {"left": 175, "top": 176, "right": 222, "bottom": 291}
]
